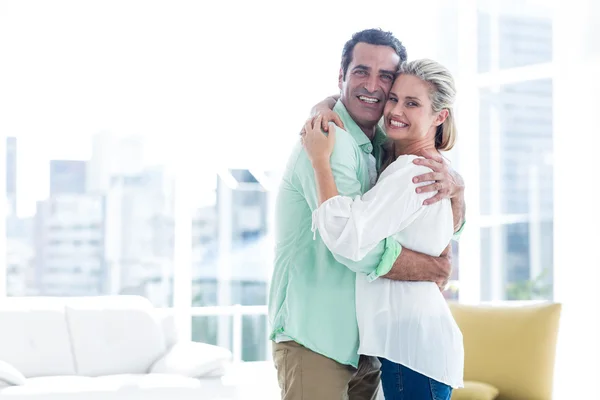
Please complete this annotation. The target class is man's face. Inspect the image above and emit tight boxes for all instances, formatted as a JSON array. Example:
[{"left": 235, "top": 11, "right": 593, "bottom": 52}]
[{"left": 339, "top": 43, "right": 400, "bottom": 132}]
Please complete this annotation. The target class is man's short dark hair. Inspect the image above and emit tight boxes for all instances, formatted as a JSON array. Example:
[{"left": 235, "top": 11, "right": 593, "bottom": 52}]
[{"left": 341, "top": 28, "right": 407, "bottom": 80}]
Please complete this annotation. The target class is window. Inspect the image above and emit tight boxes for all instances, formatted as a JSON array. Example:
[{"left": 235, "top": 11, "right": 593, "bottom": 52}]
[
  {"left": 1, "top": 0, "right": 568, "bottom": 365},
  {"left": 190, "top": 170, "right": 273, "bottom": 361},
  {"left": 473, "top": 2, "right": 554, "bottom": 302},
  {"left": 4, "top": 133, "right": 177, "bottom": 304}
]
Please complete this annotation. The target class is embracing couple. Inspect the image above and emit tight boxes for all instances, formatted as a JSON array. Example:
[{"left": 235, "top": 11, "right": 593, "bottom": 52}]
[{"left": 268, "top": 28, "right": 466, "bottom": 400}]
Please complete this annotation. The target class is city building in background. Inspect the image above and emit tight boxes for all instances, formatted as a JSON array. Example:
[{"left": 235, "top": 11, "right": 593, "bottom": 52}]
[
  {"left": 87, "top": 132, "right": 145, "bottom": 194},
  {"left": 50, "top": 160, "right": 87, "bottom": 195},
  {"left": 5, "top": 137, "right": 34, "bottom": 296},
  {"left": 33, "top": 194, "right": 105, "bottom": 296},
  {"left": 5, "top": 137, "right": 16, "bottom": 217},
  {"left": 191, "top": 170, "right": 271, "bottom": 362},
  {"left": 4, "top": 133, "right": 272, "bottom": 360},
  {"left": 104, "top": 166, "right": 175, "bottom": 305}
]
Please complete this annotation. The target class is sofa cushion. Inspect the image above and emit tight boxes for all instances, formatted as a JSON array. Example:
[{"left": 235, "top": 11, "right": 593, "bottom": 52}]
[
  {"left": 0, "top": 299, "right": 77, "bottom": 377},
  {"left": 451, "top": 381, "right": 499, "bottom": 400},
  {"left": 0, "top": 360, "right": 26, "bottom": 386},
  {"left": 149, "top": 341, "right": 232, "bottom": 377},
  {"left": 448, "top": 302, "right": 561, "bottom": 400},
  {"left": 155, "top": 311, "right": 179, "bottom": 349},
  {"left": 3, "top": 374, "right": 201, "bottom": 391},
  {"left": 66, "top": 296, "right": 166, "bottom": 376},
  {"left": 0, "top": 374, "right": 210, "bottom": 399}
]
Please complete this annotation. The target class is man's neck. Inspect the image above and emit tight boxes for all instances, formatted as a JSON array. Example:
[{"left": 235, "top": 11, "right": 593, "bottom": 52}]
[
  {"left": 340, "top": 98, "right": 378, "bottom": 141},
  {"left": 358, "top": 124, "right": 377, "bottom": 141}
]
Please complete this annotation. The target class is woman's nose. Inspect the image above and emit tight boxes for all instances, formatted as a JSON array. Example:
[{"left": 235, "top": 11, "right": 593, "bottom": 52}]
[{"left": 390, "top": 104, "right": 405, "bottom": 116}]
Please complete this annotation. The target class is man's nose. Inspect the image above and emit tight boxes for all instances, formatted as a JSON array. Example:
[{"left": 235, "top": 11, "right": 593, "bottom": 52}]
[{"left": 364, "top": 75, "right": 378, "bottom": 94}]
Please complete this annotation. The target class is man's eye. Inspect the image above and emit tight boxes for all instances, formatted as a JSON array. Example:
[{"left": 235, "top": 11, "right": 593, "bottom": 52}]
[
  {"left": 355, "top": 70, "right": 367, "bottom": 76},
  {"left": 381, "top": 75, "right": 393, "bottom": 82}
]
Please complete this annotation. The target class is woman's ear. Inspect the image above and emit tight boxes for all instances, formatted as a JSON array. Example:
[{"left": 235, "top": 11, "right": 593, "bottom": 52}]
[{"left": 435, "top": 109, "right": 449, "bottom": 126}]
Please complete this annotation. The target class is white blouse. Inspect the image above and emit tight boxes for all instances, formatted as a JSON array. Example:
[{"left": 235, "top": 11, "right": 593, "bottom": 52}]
[{"left": 311, "top": 155, "right": 464, "bottom": 388}]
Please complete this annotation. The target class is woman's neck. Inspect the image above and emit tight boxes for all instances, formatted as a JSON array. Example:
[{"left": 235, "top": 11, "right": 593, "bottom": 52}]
[{"left": 394, "top": 140, "right": 438, "bottom": 158}]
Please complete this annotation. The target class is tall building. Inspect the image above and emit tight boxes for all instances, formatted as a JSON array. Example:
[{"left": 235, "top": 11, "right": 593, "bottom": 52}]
[
  {"left": 104, "top": 166, "right": 175, "bottom": 306},
  {"left": 191, "top": 169, "right": 272, "bottom": 362},
  {"left": 50, "top": 160, "right": 87, "bottom": 195},
  {"left": 6, "top": 238, "right": 33, "bottom": 296},
  {"left": 6, "top": 137, "right": 17, "bottom": 216},
  {"left": 87, "top": 132, "right": 145, "bottom": 193},
  {"left": 33, "top": 194, "right": 106, "bottom": 296},
  {"left": 5, "top": 136, "right": 37, "bottom": 296},
  {"left": 191, "top": 169, "right": 269, "bottom": 292}
]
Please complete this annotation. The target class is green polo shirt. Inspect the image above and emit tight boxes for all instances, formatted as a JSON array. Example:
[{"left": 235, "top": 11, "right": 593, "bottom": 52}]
[{"left": 268, "top": 101, "right": 401, "bottom": 367}]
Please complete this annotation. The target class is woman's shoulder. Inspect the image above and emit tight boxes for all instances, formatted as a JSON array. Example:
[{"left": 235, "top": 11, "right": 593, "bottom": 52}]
[{"left": 378, "top": 155, "right": 433, "bottom": 181}]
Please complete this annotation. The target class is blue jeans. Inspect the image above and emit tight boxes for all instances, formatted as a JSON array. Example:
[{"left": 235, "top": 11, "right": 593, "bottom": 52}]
[{"left": 379, "top": 358, "right": 452, "bottom": 400}]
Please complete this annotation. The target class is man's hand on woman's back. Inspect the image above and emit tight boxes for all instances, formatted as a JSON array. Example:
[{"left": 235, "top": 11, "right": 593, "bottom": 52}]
[
  {"left": 411, "top": 150, "right": 465, "bottom": 205},
  {"left": 436, "top": 244, "right": 453, "bottom": 291},
  {"left": 412, "top": 149, "right": 466, "bottom": 234},
  {"left": 383, "top": 245, "right": 452, "bottom": 291}
]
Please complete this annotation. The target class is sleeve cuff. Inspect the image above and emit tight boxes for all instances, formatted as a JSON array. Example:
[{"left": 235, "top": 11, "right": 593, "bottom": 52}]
[
  {"left": 366, "top": 238, "right": 402, "bottom": 282},
  {"left": 452, "top": 220, "right": 466, "bottom": 242}
]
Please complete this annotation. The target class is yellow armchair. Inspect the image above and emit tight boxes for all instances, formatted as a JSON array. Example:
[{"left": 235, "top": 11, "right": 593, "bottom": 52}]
[{"left": 449, "top": 302, "right": 561, "bottom": 400}]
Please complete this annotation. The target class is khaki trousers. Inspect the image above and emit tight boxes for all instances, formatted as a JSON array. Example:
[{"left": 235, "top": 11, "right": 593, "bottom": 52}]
[{"left": 272, "top": 341, "right": 381, "bottom": 400}]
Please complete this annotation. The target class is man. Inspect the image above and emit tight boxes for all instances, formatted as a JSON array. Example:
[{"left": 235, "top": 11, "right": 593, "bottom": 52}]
[{"left": 268, "top": 28, "right": 466, "bottom": 400}]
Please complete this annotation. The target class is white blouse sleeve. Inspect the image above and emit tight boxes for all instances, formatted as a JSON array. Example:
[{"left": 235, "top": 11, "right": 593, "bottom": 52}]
[{"left": 312, "top": 159, "right": 435, "bottom": 262}]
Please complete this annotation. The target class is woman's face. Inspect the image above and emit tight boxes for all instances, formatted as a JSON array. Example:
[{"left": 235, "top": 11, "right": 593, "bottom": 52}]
[{"left": 383, "top": 74, "right": 444, "bottom": 143}]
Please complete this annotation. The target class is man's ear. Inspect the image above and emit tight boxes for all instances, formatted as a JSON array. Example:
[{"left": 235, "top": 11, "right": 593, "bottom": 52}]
[
  {"left": 435, "top": 109, "right": 449, "bottom": 126},
  {"left": 338, "top": 68, "right": 344, "bottom": 91}
]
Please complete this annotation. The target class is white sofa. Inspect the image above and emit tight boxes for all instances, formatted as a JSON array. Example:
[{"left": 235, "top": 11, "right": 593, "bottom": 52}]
[{"left": 0, "top": 295, "right": 249, "bottom": 400}]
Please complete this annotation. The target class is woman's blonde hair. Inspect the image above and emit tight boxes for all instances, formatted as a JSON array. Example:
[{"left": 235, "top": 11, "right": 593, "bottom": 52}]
[
  {"left": 398, "top": 58, "right": 457, "bottom": 151},
  {"left": 379, "top": 59, "right": 457, "bottom": 174}
]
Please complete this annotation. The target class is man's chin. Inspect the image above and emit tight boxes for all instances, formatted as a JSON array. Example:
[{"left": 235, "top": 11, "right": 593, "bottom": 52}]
[
  {"left": 362, "top": 106, "right": 384, "bottom": 117},
  {"left": 346, "top": 104, "right": 383, "bottom": 127},
  {"left": 356, "top": 111, "right": 384, "bottom": 126}
]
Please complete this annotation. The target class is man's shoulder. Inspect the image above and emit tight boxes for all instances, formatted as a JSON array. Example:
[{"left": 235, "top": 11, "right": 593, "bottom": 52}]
[
  {"left": 289, "top": 126, "right": 360, "bottom": 182},
  {"left": 330, "top": 127, "right": 361, "bottom": 169},
  {"left": 331, "top": 126, "right": 361, "bottom": 157},
  {"left": 332, "top": 125, "right": 357, "bottom": 144}
]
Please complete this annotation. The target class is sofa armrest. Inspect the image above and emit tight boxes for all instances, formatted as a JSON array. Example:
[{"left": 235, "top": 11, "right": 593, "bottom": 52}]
[
  {"left": 149, "top": 341, "right": 233, "bottom": 378},
  {"left": 0, "top": 360, "right": 27, "bottom": 386},
  {"left": 448, "top": 302, "right": 561, "bottom": 400},
  {"left": 451, "top": 381, "right": 499, "bottom": 400}
]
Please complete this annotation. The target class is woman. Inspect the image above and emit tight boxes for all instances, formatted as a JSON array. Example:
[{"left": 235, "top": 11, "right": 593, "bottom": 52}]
[{"left": 301, "top": 59, "right": 464, "bottom": 400}]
